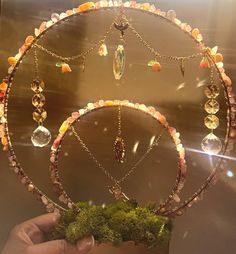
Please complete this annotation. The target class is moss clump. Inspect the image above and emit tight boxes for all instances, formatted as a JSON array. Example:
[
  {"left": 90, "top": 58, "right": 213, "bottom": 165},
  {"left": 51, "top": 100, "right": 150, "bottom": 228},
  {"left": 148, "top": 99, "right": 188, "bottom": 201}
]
[{"left": 52, "top": 200, "right": 172, "bottom": 248}]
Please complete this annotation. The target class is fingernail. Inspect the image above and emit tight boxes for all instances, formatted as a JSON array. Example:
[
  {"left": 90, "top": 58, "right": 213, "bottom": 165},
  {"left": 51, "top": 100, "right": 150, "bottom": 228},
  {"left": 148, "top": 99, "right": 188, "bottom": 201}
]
[{"left": 76, "top": 236, "right": 95, "bottom": 253}]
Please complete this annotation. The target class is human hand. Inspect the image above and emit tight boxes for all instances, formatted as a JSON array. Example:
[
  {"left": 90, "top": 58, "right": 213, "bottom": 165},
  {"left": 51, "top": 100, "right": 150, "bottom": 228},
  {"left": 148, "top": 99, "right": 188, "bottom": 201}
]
[{"left": 1, "top": 212, "right": 94, "bottom": 254}]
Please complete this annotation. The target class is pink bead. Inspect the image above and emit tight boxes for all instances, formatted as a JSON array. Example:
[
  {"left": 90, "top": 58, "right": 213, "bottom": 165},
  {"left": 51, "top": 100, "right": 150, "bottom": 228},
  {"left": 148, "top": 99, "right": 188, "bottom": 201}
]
[
  {"left": 71, "top": 112, "right": 80, "bottom": 119},
  {"left": 159, "top": 115, "right": 167, "bottom": 124},
  {"left": 0, "top": 92, "right": 5, "bottom": 98},
  {"left": 224, "top": 76, "right": 232, "bottom": 86},
  {"left": 52, "top": 138, "right": 61, "bottom": 149},
  {"left": 169, "top": 127, "right": 177, "bottom": 135},
  {"left": 148, "top": 106, "right": 155, "bottom": 113},
  {"left": 39, "top": 22, "right": 47, "bottom": 32},
  {"left": 19, "top": 44, "right": 28, "bottom": 54}
]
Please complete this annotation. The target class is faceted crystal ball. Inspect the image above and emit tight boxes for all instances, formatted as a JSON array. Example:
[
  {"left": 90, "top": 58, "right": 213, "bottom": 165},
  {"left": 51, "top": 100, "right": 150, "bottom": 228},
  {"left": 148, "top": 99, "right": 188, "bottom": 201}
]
[
  {"left": 31, "top": 125, "right": 51, "bottom": 147},
  {"left": 201, "top": 133, "right": 222, "bottom": 155}
]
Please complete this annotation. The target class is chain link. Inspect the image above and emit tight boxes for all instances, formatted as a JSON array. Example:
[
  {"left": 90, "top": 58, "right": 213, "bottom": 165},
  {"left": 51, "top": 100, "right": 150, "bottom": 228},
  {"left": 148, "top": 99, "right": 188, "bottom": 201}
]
[
  {"left": 33, "top": 49, "right": 39, "bottom": 78},
  {"left": 118, "top": 130, "right": 164, "bottom": 184},
  {"left": 33, "top": 20, "right": 115, "bottom": 62},
  {"left": 70, "top": 125, "right": 117, "bottom": 184},
  {"left": 117, "top": 105, "right": 122, "bottom": 136},
  {"left": 70, "top": 125, "right": 164, "bottom": 185}
]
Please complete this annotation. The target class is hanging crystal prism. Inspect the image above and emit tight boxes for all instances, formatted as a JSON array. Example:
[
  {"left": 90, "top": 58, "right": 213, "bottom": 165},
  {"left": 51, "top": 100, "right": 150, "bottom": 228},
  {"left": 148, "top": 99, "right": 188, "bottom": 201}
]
[
  {"left": 113, "top": 45, "right": 125, "bottom": 80},
  {"left": 31, "top": 125, "right": 51, "bottom": 147}
]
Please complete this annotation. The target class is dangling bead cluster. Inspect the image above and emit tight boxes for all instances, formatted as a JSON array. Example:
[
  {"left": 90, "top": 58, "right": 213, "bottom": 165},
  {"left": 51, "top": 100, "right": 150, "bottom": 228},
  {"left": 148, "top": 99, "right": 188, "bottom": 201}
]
[
  {"left": 31, "top": 50, "right": 51, "bottom": 147},
  {"left": 201, "top": 67, "right": 222, "bottom": 155}
]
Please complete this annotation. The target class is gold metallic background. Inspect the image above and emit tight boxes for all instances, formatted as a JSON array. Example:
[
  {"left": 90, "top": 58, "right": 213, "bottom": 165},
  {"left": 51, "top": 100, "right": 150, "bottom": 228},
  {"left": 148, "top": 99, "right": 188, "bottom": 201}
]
[{"left": 0, "top": 0, "right": 236, "bottom": 253}]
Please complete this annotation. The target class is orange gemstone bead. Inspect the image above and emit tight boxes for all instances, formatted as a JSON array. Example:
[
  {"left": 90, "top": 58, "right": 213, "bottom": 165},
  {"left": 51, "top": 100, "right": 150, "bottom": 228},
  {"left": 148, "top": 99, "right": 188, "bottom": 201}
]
[
  {"left": 159, "top": 115, "right": 167, "bottom": 124},
  {"left": 78, "top": 2, "right": 95, "bottom": 11},
  {"left": 25, "top": 35, "right": 34, "bottom": 46},
  {"left": 61, "top": 63, "right": 72, "bottom": 73},
  {"left": 191, "top": 28, "right": 200, "bottom": 39},
  {"left": 67, "top": 117, "right": 75, "bottom": 124},
  {"left": 1, "top": 136, "right": 8, "bottom": 146},
  {"left": 214, "top": 53, "right": 223, "bottom": 63},
  {"left": 152, "top": 62, "right": 161, "bottom": 72},
  {"left": 200, "top": 58, "right": 210, "bottom": 69},
  {"left": 8, "top": 57, "right": 17, "bottom": 66},
  {"left": 0, "top": 82, "right": 8, "bottom": 92}
]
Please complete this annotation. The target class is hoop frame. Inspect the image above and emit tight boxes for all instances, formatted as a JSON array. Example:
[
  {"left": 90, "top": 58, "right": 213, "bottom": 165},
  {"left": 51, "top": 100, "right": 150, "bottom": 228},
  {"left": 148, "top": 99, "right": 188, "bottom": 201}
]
[
  {"left": 49, "top": 100, "right": 187, "bottom": 214},
  {"left": 0, "top": 1, "right": 235, "bottom": 215}
]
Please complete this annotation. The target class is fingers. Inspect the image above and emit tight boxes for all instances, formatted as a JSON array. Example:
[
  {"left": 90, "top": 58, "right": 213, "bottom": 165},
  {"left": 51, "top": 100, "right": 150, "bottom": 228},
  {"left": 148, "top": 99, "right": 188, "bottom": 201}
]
[
  {"left": 27, "top": 236, "right": 94, "bottom": 254},
  {"left": 76, "top": 237, "right": 95, "bottom": 253},
  {"left": 23, "top": 212, "right": 60, "bottom": 234}
]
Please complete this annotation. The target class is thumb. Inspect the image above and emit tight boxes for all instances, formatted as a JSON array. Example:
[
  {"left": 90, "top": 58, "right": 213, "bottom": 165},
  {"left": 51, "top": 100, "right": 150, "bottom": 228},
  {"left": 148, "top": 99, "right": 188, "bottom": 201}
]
[{"left": 27, "top": 236, "right": 94, "bottom": 254}]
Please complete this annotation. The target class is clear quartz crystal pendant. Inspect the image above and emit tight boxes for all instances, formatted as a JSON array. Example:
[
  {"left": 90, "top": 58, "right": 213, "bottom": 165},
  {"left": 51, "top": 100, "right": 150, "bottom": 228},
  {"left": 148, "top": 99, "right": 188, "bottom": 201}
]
[
  {"left": 113, "top": 45, "right": 125, "bottom": 80},
  {"left": 31, "top": 125, "right": 51, "bottom": 147},
  {"left": 201, "top": 133, "right": 222, "bottom": 155}
]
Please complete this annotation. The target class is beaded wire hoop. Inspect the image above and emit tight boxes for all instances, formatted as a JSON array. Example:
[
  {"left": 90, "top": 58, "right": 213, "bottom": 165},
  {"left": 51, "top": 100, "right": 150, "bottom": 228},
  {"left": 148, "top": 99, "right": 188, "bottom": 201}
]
[
  {"left": 0, "top": 1, "right": 235, "bottom": 216},
  {"left": 49, "top": 100, "right": 187, "bottom": 214}
]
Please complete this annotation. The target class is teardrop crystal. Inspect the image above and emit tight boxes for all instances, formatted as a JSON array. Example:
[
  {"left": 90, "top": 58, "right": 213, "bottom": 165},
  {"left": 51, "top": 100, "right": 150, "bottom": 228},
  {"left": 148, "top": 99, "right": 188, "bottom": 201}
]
[
  {"left": 31, "top": 126, "right": 51, "bottom": 147},
  {"left": 201, "top": 133, "right": 222, "bottom": 155},
  {"left": 113, "top": 45, "right": 125, "bottom": 80}
]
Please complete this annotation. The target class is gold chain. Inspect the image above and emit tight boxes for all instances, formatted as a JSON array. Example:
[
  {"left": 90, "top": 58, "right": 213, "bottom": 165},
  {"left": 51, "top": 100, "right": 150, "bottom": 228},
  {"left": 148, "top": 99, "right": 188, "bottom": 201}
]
[
  {"left": 125, "top": 17, "right": 203, "bottom": 61},
  {"left": 33, "top": 19, "right": 116, "bottom": 62},
  {"left": 32, "top": 13, "right": 203, "bottom": 64},
  {"left": 70, "top": 125, "right": 164, "bottom": 185},
  {"left": 33, "top": 49, "right": 39, "bottom": 78},
  {"left": 117, "top": 105, "right": 122, "bottom": 136}
]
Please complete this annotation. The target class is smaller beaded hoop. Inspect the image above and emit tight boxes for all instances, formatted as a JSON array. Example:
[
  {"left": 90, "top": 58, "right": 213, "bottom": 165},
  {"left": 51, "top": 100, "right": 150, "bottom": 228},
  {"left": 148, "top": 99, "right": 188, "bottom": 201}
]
[{"left": 49, "top": 100, "right": 187, "bottom": 214}]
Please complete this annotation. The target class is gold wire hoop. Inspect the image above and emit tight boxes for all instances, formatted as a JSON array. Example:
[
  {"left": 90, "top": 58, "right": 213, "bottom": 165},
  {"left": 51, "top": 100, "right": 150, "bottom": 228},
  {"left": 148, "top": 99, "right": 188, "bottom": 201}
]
[{"left": 49, "top": 100, "right": 187, "bottom": 214}]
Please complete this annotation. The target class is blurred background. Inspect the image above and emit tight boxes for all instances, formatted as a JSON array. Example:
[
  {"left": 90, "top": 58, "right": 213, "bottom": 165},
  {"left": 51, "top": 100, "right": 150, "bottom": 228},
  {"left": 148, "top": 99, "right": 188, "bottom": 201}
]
[{"left": 0, "top": 0, "right": 236, "bottom": 253}]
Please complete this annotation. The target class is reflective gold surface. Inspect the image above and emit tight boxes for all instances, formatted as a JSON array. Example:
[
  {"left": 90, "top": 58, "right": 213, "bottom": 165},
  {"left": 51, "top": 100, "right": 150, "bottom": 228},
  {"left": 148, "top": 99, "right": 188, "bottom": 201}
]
[{"left": 0, "top": 0, "right": 236, "bottom": 253}]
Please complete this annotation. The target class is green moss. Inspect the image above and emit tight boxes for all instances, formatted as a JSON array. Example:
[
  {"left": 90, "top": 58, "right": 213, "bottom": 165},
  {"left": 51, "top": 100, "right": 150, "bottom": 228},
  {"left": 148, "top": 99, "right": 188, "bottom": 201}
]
[{"left": 52, "top": 201, "right": 172, "bottom": 248}]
